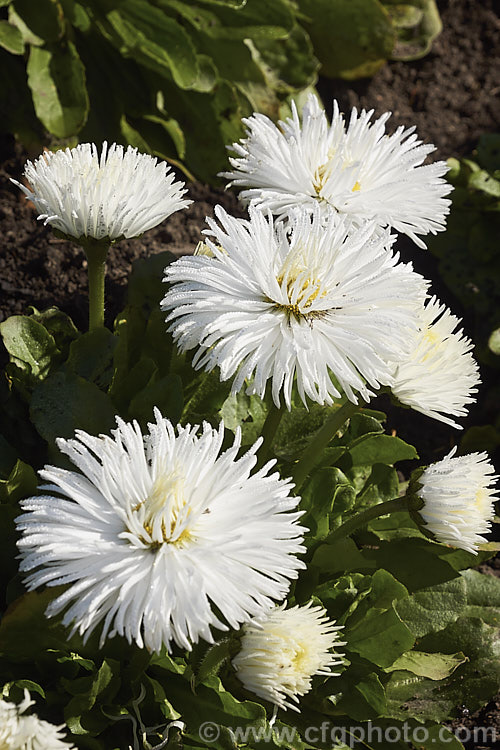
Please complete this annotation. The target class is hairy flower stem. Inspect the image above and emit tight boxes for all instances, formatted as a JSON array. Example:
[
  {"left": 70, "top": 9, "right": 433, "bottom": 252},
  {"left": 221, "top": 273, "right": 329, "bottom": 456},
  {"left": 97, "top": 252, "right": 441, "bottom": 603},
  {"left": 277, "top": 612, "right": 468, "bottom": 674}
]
[
  {"left": 256, "top": 402, "right": 284, "bottom": 469},
  {"left": 84, "top": 240, "right": 110, "bottom": 330},
  {"left": 325, "top": 496, "right": 409, "bottom": 544},
  {"left": 292, "top": 400, "right": 361, "bottom": 490}
]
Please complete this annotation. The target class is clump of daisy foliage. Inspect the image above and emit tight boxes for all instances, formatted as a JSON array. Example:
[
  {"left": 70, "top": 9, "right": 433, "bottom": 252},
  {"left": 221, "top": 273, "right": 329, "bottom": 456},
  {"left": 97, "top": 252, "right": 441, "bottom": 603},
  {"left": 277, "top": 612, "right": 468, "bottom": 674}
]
[{"left": 1, "top": 98, "right": 500, "bottom": 750}]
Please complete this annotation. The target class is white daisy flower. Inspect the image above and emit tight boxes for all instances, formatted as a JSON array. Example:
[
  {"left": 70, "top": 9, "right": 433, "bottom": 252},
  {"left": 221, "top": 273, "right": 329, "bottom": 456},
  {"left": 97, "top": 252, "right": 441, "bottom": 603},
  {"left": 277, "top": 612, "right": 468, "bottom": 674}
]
[
  {"left": 414, "top": 449, "right": 498, "bottom": 554},
  {"left": 12, "top": 142, "right": 191, "bottom": 241},
  {"left": 162, "top": 206, "right": 428, "bottom": 409},
  {"left": 0, "top": 690, "right": 75, "bottom": 749},
  {"left": 391, "top": 296, "right": 480, "bottom": 428},
  {"left": 16, "top": 411, "right": 305, "bottom": 653},
  {"left": 232, "top": 602, "right": 345, "bottom": 712},
  {"left": 221, "top": 94, "right": 451, "bottom": 248}
]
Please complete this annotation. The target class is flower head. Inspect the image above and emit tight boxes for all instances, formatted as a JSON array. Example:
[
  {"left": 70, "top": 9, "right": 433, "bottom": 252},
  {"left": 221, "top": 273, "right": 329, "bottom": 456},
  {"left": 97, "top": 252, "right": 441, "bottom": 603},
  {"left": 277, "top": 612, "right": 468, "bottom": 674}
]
[
  {"left": 222, "top": 94, "right": 451, "bottom": 248},
  {"left": 12, "top": 142, "right": 191, "bottom": 241},
  {"left": 0, "top": 691, "right": 74, "bottom": 749},
  {"left": 162, "top": 206, "right": 427, "bottom": 409},
  {"left": 414, "top": 449, "right": 498, "bottom": 554},
  {"left": 391, "top": 296, "right": 480, "bottom": 428},
  {"left": 17, "top": 411, "right": 305, "bottom": 652},
  {"left": 232, "top": 602, "right": 345, "bottom": 712}
]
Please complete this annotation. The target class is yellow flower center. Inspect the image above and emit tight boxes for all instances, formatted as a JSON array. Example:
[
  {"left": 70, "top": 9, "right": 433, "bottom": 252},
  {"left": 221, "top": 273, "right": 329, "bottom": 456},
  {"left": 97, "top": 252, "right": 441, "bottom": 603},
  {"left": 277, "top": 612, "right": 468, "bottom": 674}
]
[
  {"left": 133, "top": 471, "right": 193, "bottom": 548},
  {"left": 272, "top": 256, "right": 326, "bottom": 322}
]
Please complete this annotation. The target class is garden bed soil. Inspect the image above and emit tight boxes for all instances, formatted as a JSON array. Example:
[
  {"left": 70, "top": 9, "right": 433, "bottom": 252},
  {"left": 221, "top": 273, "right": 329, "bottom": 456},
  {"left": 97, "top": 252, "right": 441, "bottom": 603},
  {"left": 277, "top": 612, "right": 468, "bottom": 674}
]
[{"left": 0, "top": 0, "right": 499, "bottom": 746}]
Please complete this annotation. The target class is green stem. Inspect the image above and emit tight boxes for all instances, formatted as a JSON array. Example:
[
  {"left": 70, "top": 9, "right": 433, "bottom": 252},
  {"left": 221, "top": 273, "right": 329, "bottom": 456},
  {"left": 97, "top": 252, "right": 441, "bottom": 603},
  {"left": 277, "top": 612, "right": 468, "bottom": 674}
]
[
  {"left": 84, "top": 240, "right": 110, "bottom": 330},
  {"left": 256, "top": 401, "right": 284, "bottom": 469},
  {"left": 292, "top": 400, "right": 361, "bottom": 490},
  {"left": 325, "top": 496, "right": 409, "bottom": 545}
]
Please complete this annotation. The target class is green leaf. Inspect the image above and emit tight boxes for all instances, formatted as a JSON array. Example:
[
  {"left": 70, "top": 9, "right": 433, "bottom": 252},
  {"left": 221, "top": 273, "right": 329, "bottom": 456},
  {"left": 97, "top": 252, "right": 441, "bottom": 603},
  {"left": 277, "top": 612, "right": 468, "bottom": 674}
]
[
  {"left": 11, "top": 0, "right": 64, "bottom": 42},
  {"left": 385, "top": 650, "right": 467, "bottom": 679},
  {"left": 386, "top": 0, "right": 442, "bottom": 61},
  {"left": 300, "top": 467, "right": 352, "bottom": 540},
  {"left": 0, "top": 588, "right": 70, "bottom": 662},
  {"left": 298, "top": 0, "right": 395, "bottom": 79},
  {"left": 0, "top": 459, "right": 37, "bottom": 505},
  {"left": 29, "top": 307, "right": 79, "bottom": 355},
  {"left": 219, "top": 391, "right": 267, "bottom": 445},
  {"left": 0, "top": 19, "right": 24, "bottom": 53},
  {"left": 460, "top": 568, "right": 500, "bottom": 626},
  {"left": 386, "top": 617, "right": 500, "bottom": 722},
  {"left": 345, "top": 571, "right": 414, "bottom": 668},
  {"left": 67, "top": 328, "right": 118, "bottom": 390},
  {"left": 128, "top": 373, "right": 183, "bottom": 425},
  {"left": 361, "top": 537, "right": 460, "bottom": 591},
  {"left": 346, "top": 433, "right": 418, "bottom": 466},
  {"left": 346, "top": 607, "right": 414, "bottom": 668},
  {"left": 64, "top": 659, "right": 120, "bottom": 735},
  {"left": 194, "top": 639, "right": 232, "bottom": 685},
  {"left": 109, "top": 0, "right": 199, "bottom": 89},
  {"left": 0, "top": 315, "right": 59, "bottom": 383},
  {"left": 336, "top": 672, "right": 387, "bottom": 721},
  {"left": 396, "top": 577, "right": 468, "bottom": 638},
  {"left": 27, "top": 41, "right": 89, "bottom": 138},
  {"left": 311, "top": 537, "right": 368, "bottom": 575},
  {"left": 30, "top": 371, "right": 118, "bottom": 445}
]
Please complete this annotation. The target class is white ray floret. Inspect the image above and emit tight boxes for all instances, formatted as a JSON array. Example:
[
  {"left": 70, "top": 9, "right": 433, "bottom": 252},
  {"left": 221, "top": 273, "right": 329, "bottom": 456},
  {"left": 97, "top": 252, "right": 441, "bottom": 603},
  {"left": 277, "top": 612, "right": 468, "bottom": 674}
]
[
  {"left": 222, "top": 94, "right": 452, "bottom": 248},
  {"left": 162, "top": 206, "right": 428, "bottom": 409},
  {"left": 232, "top": 602, "right": 345, "bottom": 712},
  {"left": 415, "top": 448, "right": 498, "bottom": 554},
  {"left": 0, "top": 690, "right": 75, "bottom": 749},
  {"left": 16, "top": 411, "right": 306, "bottom": 653},
  {"left": 391, "top": 296, "right": 480, "bottom": 428},
  {"left": 12, "top": 142, "right": 191, "bottom": 241}
]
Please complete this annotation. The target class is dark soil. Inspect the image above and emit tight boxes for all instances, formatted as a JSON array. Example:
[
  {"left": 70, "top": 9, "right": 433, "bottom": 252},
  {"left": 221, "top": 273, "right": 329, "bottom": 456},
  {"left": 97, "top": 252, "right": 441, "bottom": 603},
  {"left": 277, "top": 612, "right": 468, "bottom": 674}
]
[{"left": 0, "top": 1, "right": 499, "bottom": 744}]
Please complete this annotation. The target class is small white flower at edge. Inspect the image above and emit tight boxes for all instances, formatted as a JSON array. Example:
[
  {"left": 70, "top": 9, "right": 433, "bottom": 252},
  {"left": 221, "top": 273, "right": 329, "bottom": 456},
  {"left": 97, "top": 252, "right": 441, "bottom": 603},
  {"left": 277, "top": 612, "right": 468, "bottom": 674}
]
[
  {"left": 12, "top": 142, "right": 191, "bottom": 242},
  {"left": 0, "top": 690, "right": 75, "bottom": 749},
  {"left": 232, "top": 602, "right": 346, "bottom": 712},
  {"left": 410, "top": 448, "right": 498, "bottom": 554}
]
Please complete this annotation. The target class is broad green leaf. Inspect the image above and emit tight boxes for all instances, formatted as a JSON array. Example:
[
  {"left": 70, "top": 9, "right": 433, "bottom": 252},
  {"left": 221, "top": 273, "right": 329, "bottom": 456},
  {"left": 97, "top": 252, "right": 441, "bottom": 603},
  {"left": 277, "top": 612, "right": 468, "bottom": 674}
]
[
  {"left": 312, "top": 538, "right": 368, "bottom": 575},
  {"left": 460, "top": 568, "right": 500, "bottom": 626},
  {"left": 12, "top": 0, "right": 64, "bottom": 42},
  {"left": 0, "top": 19, "right": 24, "bottom": 53},
  {"left": 345, "top": 433, "right": 418, "bottom": 466},
  {"left": 219, "top": 391, "right": 267, "bottom": 445},
  {"left": 0, "top": 315, "right": 59, "bottom": 382},
  {"left": 64, "top": 659, "right": 120, "bottom": 734},
  {"left": 128, "top": 373, "right": 183, "bottom": 425},
  {"left": 396, "top": 577, "right": 467, "bottom": 638},
  {"left": 335, "top": 672, "right": 387, "bottom": 721},
  {"left": 0, "top": 434, "right": 18, "bottom": 479},
  {"left": 194, "top": 639, "right": 232, "bottom": 685},
  {"left": 298, "top": 0, "right": 395, "bottom": 79},
  {"left": 274, "top": 404, "right": 343, "bottom": 461},
  {"left": 0, "top": 459, "right": 37, "bottom": 505},
  {"left": 27, "top": 41, "right": 89, "bottom": 138},
  {"left": 385, "top": 650, "right": 467, "bottom": 679},
  {"left": 67, "top": 328, "right": 118, "bottom": 390},
  {"left": 0, "top": 588, "right": 69, "bottom": 662},
  {"left": 161, "top": 673, "right": 266, "bottom": 750},
  {"left": 386, "top": 617, "right": 500, "bottom": 721},
  {"left": 368, "top": 510, "right": 422, "bottom": 540},
  {"left": 346, "top": 606, "right": 414, "bottom": 668},
  {"left": 386, "top": 0, "right": 442, "bottom": 61},
  {"left": 109, "top": 1, "right": 199, "bottom": 89},
  {"left": 300, "top": 467, "right": 351, "bottom": 540},
  {"left": 362, "top": 537, "right": 460, "bottom": 591},
  {"left": 30, "top": 371, "right": 118, "bottom": 445},
  {"left": 29, "top": 307, "right": 79, "bottom": 355}
]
